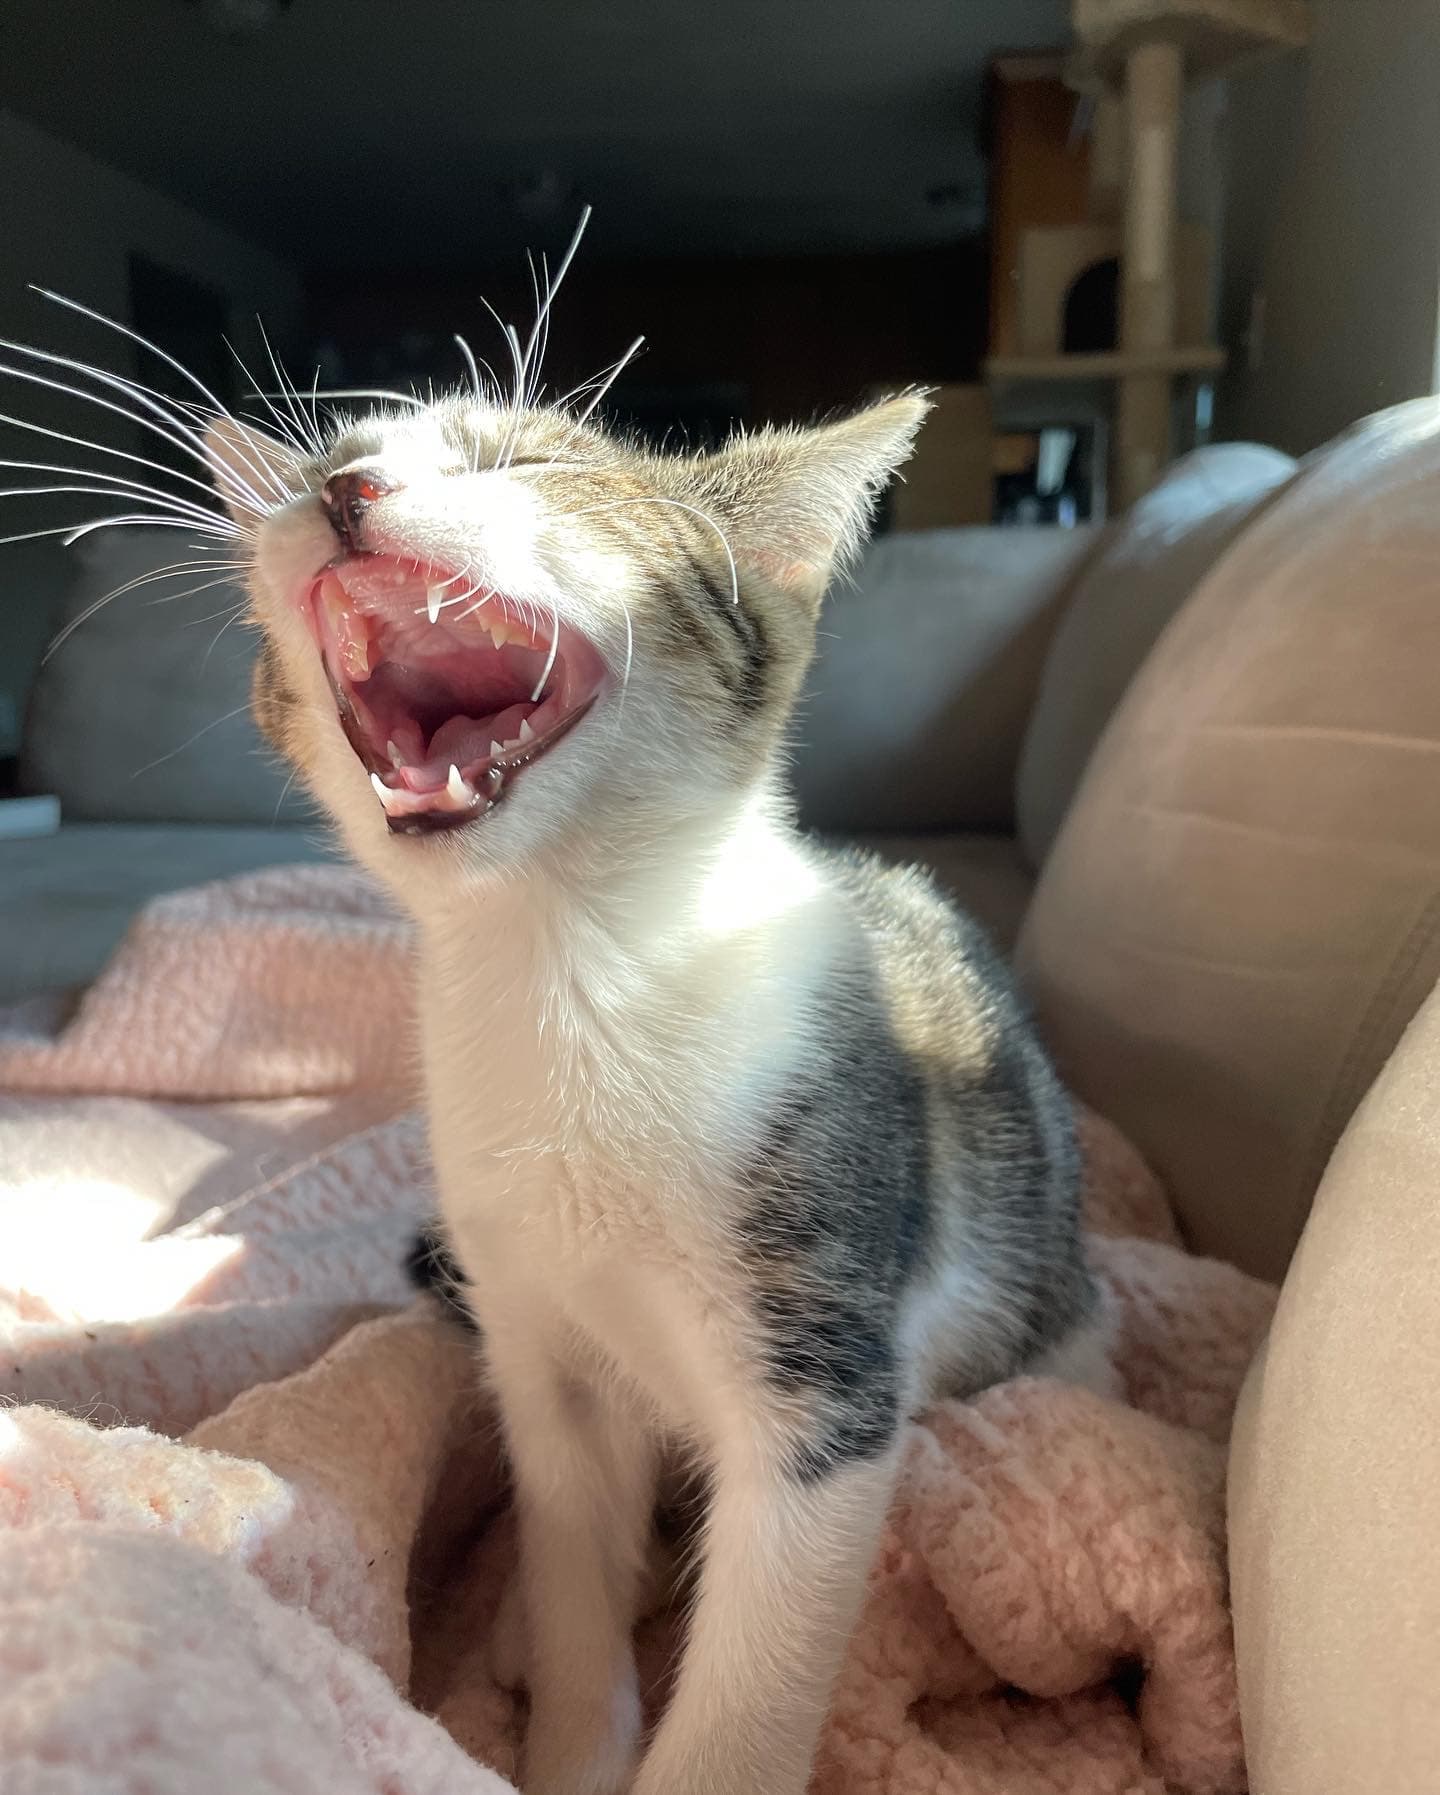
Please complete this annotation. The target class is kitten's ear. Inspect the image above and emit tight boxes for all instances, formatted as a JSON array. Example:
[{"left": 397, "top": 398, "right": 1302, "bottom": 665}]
[
  {"left": 203, "top": 417, "right": 304, "bottom": 522},
  {"left": 686, "top": 391, "right": 931, "bottom": 600}
]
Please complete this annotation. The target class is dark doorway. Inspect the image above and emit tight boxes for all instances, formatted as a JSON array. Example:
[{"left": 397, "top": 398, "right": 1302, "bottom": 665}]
[
  {"left": 1062, "top": 256, "right": 1119, "bottom": 354},
  {"left": 128, "top": 255, "right": 236, "bottom": 472}
]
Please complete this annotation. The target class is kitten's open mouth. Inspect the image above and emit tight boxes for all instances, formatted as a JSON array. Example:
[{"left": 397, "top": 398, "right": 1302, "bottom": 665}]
[{"left": 305, "top": 555, "right": 608, "bottom": 835}]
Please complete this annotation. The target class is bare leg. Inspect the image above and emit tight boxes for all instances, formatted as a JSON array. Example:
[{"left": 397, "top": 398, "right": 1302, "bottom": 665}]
[{"left": 632, "top": 1443, "right": 898, "bottom": 1795}]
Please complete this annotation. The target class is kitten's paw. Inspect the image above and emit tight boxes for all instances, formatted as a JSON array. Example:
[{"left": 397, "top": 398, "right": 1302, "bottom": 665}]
[
  {"left": 489, "top": 1570, "right": 528, "bottom": 1690},
  {"left": 522, "top": 1677, "right": 642, "bottom": 1795}
]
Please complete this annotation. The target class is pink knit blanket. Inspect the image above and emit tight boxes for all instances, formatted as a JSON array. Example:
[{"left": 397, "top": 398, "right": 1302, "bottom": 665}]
[{"left": 0, "top": 867, "right": 1275, "bottom": 1793}]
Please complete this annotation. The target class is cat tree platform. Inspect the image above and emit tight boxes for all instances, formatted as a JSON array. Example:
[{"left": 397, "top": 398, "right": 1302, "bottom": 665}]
[
  {"left": 1056, "top": 0, "right": 1309, "bottom": 505},
  {"left": 987, "top": 345, "right": 1225, "bottom": 384},
  {"left": 1072, "top": 0, "right": 1308, "bottom": 80}
]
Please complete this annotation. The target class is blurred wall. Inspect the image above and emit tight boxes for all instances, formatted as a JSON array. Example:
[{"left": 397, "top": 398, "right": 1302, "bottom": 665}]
[
  {"left": 1216, "top": 0, "right": 1440, "bottom": 453},
  {"left": 307, "top": 240, "right": 989, "bottom": 435},
  {"left": 0, "top": 109, "right": 301, "bottom": 756}
]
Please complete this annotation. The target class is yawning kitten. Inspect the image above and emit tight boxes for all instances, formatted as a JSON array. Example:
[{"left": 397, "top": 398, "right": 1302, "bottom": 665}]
[{"left": 205, "top": 382, "right": 1102, "bottom": 1795}]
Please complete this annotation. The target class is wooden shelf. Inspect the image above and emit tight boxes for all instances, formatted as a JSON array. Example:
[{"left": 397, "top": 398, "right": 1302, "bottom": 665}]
[
  {"left": 985, "top": 345, "right": 1227, "bottom": 383},
  {"left": 1072, "top": 0, "right": 1309, "bottom": 80}
]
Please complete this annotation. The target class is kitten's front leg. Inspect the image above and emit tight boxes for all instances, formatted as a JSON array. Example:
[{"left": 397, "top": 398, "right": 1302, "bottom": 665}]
[
  {"left": 632, "top": 1437, "right": 898, "bottom": 1795},
  {"left": 484, "top": 1321, "right": 656, "bottom": 1795}
]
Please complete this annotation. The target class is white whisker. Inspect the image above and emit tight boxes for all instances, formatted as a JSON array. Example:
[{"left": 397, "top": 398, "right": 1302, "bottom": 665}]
[
  {"left": 0, "top": 338, "right": 272, "bottom": 518},
  {"left": 451, "top": 587, "right": 490, "bottom": 623},
  {"left": 291, "top": 386, "right": 426, "bottom": 408},
  {"left": 571, "top": 335, "right": 646, "bottom": 427},
  {"left": 31, "top": 285, "right": 295, "bottom": 508},
  {"left": 223, "top": 336, "right": 313, "bottom": 474},
  {"left": 475, "top": 294, "right": 528, "bottom": 474},
  {"left": 45, "top": 554, "right": 242, "bottom": 660},
  {"left": 35, "top": 287, "right": 229, "bottom": 416},
  {"left": 454, "top": 335, "right": 487, "bottom": 476},
  {"left": 271, "top": 763, "right": 301, "bottom": 823},
  {"left": 183, "top": 598, "right": 251, "bottom": 629},
  {"left": 0, "top": 514, "right": 235, "bottom": 556},
  {"left": 411, "top": 557, "right": 479, "bottom": 621},
  {"left": 128, "top": 703, "right": 252, "bottom": 779},
  {"left": 519, "top": 206, "right": 592, "bottom": 416},
  {"left": 134, "top": 562, "right": 249, "bottom": 607},
  {"left": 60, "top": 513, "right": 234, "bottom": 546},
  {"left": 0, "top": 482, "right": 241, "bottom": 533},
  {"left": 500, "top": 323, "right": 525, "bottom": 470},
  {"left": 257, "top": 314, "right": 325, "bottom": 457},
  {"left": 531, "top": 604, "right": 561, "bottom": 702},
  {"left": 0, "top": 362, "right": 260, "bottom": 519},
  {"left": 199, "top": 602, "right": 247, "bottom": 673}
]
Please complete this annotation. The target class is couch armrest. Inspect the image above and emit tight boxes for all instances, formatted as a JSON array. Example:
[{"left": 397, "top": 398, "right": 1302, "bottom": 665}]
[{"left": 1229, "top": 975, "right": 1440, "bottom": 1795}]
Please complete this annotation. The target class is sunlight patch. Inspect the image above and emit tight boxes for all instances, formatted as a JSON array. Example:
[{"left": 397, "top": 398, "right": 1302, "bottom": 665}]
[
  {"left": 697, "top": 813, "right": 824, "bottom": 938},
  {"left": 3, "top": 1174, "right": 245, "bottom": 1324}
]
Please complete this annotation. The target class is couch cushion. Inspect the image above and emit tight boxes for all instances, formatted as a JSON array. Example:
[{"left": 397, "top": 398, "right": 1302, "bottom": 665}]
[
  {"left": 792, "top": 526, "right": 1096, "bottom": 836},
  {"left": 1229, "top": 975, "right": 1440, "bottom": 1795},
  {"left": 19, "top": 531, "right": 312, "bottom": 825},
  {"left": 1016, "top": 443, "right": 1298, "bottom": 866},
  {"left": 1018, "top": 398, "right": 1440, "bottom": 1281},
  {"left": 0, "top": 823, "right": 338, "bottom": 1002},
  {"left": 845, "top": 832, "right": 1034, "bottom": 954}
]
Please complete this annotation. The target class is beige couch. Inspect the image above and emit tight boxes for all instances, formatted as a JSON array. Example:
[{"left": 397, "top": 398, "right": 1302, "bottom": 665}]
[{"left": 962, "top": 403, "right": 1440, "bottom": 1791}]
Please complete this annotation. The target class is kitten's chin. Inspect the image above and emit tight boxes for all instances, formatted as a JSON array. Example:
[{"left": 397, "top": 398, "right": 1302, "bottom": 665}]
[{"left": 301, "top": 553, "right": 609, "bottom": 838}]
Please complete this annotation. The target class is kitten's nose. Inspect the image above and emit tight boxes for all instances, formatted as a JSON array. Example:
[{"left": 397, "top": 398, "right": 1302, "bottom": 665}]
[{"left": 321, "top": 462, "right": 402, "bottom": 551}]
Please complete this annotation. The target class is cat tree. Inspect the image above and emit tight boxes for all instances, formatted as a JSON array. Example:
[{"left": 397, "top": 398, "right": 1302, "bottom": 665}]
[
  {"left": 1072, "top": 0, "right": 1308, "bottom": 505},
  {"left": 986, "top": 0, "right": 1308, "bottom": 511}
]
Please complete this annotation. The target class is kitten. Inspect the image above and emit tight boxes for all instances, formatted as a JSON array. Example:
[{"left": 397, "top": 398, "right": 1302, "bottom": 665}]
[{"left": 207, "top": 384, "right": 1102, "bottom": 1795}]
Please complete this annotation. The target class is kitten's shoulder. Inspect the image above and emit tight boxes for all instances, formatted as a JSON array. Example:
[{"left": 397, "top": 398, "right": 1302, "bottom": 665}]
[
  {"left": 799, "top": 837, "right": 1008, "bottom": 979},
  {"left": 795, "top": 835, "right": 1039, "bottom": 1084}
]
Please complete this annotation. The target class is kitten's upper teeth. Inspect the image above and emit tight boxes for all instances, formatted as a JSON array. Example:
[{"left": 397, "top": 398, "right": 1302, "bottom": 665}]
[
  {"left": 447, "top": 763, "right": 473, "bottom": 805},
  {"left": 518, "top": 717, "right": 534, "bottom": 744},
  {"left": 340, "top": 630, "right": 371, "bottom": 680},
  {"left": 427, "top": 584, "right": 445, "bottom": 624}
]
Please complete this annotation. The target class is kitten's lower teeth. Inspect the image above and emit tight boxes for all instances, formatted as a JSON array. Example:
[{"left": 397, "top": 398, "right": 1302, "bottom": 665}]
[
  {"left": 371, "top": 773, "right": 406, "bottom": 814},
  {"left": 370, "top": 765, "right": 482, "bottom": 816}
]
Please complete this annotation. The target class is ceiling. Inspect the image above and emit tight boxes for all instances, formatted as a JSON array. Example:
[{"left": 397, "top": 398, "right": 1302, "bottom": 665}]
[{"left": 1, "top": 0, "right": 1069, "bottom": 269}]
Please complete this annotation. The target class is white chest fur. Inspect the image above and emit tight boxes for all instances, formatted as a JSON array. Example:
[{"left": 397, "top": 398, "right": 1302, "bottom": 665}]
[{"left": 414, "top": 799, "right": 849, "bottom": 1432}]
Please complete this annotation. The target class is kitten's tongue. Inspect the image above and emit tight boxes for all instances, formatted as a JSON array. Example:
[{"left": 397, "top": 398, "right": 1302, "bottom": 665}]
[
  {"left": 423, "top": 706, "right": 533, "bottom": 781},
  {"left": 308, "top": 556, "right": 609, "bottom": 834}
]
